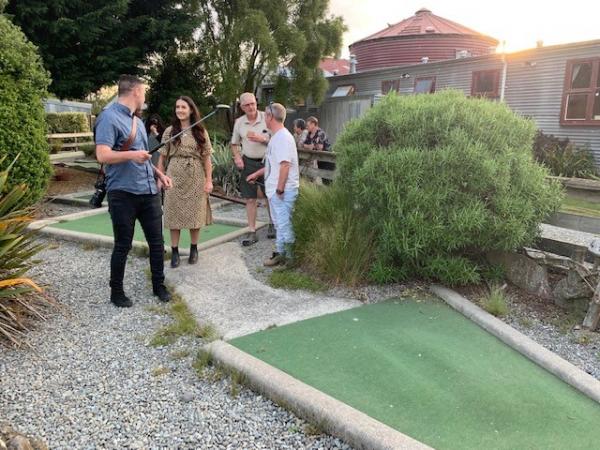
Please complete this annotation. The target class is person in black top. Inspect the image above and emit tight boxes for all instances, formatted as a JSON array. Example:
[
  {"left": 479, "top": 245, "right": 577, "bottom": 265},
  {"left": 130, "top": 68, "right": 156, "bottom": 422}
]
[{"left": 303, "top": 116, "right": 334, "bottom": 184}]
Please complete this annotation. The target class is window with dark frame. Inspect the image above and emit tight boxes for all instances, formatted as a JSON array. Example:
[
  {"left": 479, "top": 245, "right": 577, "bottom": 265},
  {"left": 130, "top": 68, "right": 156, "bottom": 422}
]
[
  {"left": 414, "top": 77, "right": 436, "bottom": 94},
  {"left": 471, "top": 70, "right": 500, "bottom": 98},
  {"left": 382, "top": 79, "right": 400, "bottom": 94},
  {"left": 561, "top": 58, "right": 600, "bottom": 125},
  {"left": 331, "top": 85, "right": 355, "bottom": 97}
]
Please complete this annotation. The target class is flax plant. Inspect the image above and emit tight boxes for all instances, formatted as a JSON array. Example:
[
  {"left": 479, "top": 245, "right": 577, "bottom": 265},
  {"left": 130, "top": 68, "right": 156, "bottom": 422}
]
[{"left": 0, "top": 157, "right": 49, "bottom": 347}]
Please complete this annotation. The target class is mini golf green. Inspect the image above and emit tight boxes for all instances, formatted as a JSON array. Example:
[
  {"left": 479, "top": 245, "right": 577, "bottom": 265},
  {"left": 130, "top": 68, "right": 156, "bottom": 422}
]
[
  {"left": 231, "top": 297, "right": 600, "bottom": 450},
  {"left": 49, "top": 212, "right": 241, "bottom": 248}
]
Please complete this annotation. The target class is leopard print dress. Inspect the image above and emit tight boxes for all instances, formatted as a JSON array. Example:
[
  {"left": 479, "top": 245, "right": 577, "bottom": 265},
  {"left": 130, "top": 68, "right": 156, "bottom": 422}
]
[{"left": 159, "top": 126, "right": 212, "bottom": 230}]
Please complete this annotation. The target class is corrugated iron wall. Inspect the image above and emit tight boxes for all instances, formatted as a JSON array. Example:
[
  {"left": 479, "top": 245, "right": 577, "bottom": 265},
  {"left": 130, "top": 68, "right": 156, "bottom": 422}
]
[
  {"left": 351, "top": 35, "right": 496, "bottom": 72},
  {"left": 321, "top": 43, "right": 600, "bottom": 163},
  {"left": 504, "top": 45, "right": 600, "bottom": 163}
]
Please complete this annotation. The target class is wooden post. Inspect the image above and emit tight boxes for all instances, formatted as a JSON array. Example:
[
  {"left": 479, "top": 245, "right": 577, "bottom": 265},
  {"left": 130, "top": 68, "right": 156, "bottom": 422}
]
[
  {"left": 583, "top": 282, "right": 600, "bottom": 331},
  {"left": 573, "top": 248, "right": 586, "bottom": 264}
]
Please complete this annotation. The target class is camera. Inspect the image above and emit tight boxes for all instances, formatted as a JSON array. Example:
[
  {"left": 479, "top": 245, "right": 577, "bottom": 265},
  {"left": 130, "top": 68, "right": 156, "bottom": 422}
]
[{"left": 89, "top": 177, "right": 107, "bottom": 208}]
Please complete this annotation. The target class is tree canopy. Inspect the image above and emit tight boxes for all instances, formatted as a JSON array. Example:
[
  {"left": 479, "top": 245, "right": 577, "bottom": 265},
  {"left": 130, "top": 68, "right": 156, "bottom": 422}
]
[
  {"left": 198, "top": 0, "right": 346, "bottom": 104},
  {"left": 6, "top": 0, "right": 198, "bottom": 99},
  {"left": 146, "top": 43, "right": 217, "bottom": 123},
  {"left": 6, "top": 0, "right": 346, "bottom": 105}
]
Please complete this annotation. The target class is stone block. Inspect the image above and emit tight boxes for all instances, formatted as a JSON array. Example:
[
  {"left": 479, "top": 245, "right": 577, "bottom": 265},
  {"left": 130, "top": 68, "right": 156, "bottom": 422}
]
[{"left": 486, "top": 251, "right": 552, "bottom": 299}]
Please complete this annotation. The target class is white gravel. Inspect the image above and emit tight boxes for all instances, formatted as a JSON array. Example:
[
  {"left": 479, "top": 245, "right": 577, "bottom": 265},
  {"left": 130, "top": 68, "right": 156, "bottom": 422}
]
[
  {"left": 23, "top": 200, "right": 600, "bottom": 448},
  {"left": 34, "top": 201, "right": 89, "bottom": 219},
  {"left": 501, "top": 290, "right": 600, "bottom": 379},
  {"left": 0, "top": 238, "right": 351, "bottom": 449}
]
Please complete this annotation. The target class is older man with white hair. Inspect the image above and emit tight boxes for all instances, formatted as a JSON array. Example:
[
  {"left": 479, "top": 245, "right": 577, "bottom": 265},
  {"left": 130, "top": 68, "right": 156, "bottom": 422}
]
[
  {"left": 247, "top": 103, "right": 299, "bottom": 267},
  {"left": 230, "top": 92, "right": 274, "bottom": 246}
]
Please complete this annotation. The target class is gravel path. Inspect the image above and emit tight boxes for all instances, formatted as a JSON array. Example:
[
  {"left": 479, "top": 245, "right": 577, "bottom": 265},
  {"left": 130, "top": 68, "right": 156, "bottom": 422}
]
[{"left": 0, "top": 238, "right": 351, "bottom": 449}]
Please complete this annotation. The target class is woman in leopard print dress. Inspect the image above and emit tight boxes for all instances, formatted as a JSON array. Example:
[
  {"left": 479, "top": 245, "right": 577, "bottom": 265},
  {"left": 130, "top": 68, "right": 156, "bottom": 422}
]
[{"left": 158, "top": 96, "right": 213, "bottom": 268}]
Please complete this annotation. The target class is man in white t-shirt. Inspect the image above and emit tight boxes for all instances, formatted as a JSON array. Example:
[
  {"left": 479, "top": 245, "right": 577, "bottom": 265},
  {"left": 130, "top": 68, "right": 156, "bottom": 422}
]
[{"left": 246, "top": 103, "right": 299, "bottom": 266}]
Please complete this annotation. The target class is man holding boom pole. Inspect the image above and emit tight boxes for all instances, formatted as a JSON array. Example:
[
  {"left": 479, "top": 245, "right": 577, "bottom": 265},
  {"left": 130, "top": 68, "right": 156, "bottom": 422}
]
[{"left": 95, "top": 75, "right": 173, "bottom": 307}]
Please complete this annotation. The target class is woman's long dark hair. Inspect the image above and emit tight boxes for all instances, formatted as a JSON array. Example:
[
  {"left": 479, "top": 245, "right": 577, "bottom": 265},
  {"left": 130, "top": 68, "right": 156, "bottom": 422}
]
[{"left": 171, "top": 96, "right": 208, "bottom": 156}]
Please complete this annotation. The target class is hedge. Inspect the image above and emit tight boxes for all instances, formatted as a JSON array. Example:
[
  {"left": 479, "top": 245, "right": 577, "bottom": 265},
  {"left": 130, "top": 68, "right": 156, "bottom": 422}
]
[{"left": 0, "top": 11, "right": 52, "bottom": 205}]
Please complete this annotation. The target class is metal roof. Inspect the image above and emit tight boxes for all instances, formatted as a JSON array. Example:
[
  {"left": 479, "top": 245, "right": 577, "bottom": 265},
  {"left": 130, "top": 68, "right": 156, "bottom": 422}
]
[
  {"left": 334, "top": 39, "right": 600, "bottom": 81},
  {"left": 319, "top": 58, "right": 350, "bottom": 76},
  {"left": 352, "top": 8, "right": 498, "bottom": 45}
]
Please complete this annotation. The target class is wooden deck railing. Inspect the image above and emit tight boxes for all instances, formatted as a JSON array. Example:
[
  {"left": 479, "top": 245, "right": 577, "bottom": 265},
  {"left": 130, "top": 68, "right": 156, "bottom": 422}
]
[
  {"left": 47, "top": 132, "right": 94, "bottom": 152},
  {"left": 298, "top": 149, "right": 336, "bottom": 180}
]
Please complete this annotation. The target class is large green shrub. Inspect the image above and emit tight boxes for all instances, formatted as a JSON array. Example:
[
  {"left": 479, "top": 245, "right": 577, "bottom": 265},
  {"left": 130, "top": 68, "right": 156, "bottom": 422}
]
[
  {"left": 46, "top": 112, "right": 90, "bottom": 134},
  {"left": 0, "top": 11, "right": 51, "bottom": 205},
  {"left": 332, "top": 90, "right": 563, "bottom": 285}
]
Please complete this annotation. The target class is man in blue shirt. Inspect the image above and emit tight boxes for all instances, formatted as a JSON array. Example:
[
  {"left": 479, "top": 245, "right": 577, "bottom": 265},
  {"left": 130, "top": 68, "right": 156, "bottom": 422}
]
[{"left": 95, "top": 75, "right": 172, "bottom": 307}]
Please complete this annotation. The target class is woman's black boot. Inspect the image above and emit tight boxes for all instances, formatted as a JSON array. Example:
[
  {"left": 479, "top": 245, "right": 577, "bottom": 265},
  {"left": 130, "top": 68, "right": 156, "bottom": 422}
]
[
  {"left": 171, "top": 247, "right": 180, "bottom": 268},
  {"left": 189, "top": 244, "right": 198, "bottom": 265}
]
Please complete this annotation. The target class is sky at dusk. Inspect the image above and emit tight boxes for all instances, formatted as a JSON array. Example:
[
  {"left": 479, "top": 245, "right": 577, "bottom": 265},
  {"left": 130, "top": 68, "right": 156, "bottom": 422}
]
[{"left": 328, "top": 0, "right": 600, "bottom": 57}]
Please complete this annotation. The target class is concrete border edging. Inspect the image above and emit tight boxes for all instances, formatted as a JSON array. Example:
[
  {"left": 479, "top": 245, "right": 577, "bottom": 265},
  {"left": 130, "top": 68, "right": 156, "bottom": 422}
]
[
  {"left": 431, "top": 284, "right": 600, "bottom": 405},
  {"left": 205, "top": 340, "right": 432, "bottom": 450},
  {"left": 47, "top": 192, "right": 231, "bottom": 209},
  {"left": 29, "top": 211, "right": 265, "bottom": 256},
  {"left": 49, "top": 151, "right": 85, "bottom": 162},
  {"left": 30, "top": 207, "right": 109, "bottom": 229}
]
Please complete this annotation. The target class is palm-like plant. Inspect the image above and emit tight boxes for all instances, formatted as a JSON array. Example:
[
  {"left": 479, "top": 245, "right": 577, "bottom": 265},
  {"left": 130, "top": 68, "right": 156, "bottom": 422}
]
[
  {"left": 0, "top": 157, "right": 49, "bottom": 347},
  {"left": 211, "top": 140, "right": 241, "bottom": 196}
]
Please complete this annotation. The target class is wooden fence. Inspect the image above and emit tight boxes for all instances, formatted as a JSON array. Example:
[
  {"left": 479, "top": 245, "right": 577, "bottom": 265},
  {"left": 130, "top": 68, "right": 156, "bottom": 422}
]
[
  {"left": 285, "top": 95, "right": 375, "bottom": 145},
  {"left": 298, "top": 149, "right": 337, "bottom": 180},
  {"left": 47, "top": 132, "right": 94, "bottom": 152}
]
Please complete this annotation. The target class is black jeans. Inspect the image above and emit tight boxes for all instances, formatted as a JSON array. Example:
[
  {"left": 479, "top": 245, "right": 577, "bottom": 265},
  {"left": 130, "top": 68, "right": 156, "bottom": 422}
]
[{"left": 107, "top": 190, "right": 164, "bottom": 292}]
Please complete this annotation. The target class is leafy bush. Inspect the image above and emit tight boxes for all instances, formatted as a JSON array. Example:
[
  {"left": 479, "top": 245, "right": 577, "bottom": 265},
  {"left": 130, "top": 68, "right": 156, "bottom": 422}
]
[
  {"left": 80, "top": 144, "right": 96, "bottom": 157},
  {"left": 211, "top": 140, "right": 240, "bottom": 196},
  {"left": 46, "top": 112, "right": 91, "bottom": 134},
  {"left": 533, "top": 130, "right": 597, "bottom": 179},
  {"left": 481, "top": 263, "right": 506, "bottom": 284},
  {"left": 0, "top": 13, "right": 52, "bottom": 205},
  {"left": 88, "top": 87, "right": 116, "bottom": 116},
  {"left": 0, "top": 159, "right": 50, "bottom": 347},
  {"left": 293, "top": 183, "right": 375, "bottom": 286},
  {"left": 332, "top": 90, "right": 562, "bottom": 285},
  {"left": 49, "top": 139, "right": 63, "bottom": 154}
]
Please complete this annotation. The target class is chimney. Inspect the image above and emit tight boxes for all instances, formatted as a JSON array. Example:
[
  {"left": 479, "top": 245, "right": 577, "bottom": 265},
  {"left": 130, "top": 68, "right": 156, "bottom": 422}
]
[
  {"left": 536, "top": 40, "right": 544, "bottom": 48},
  {"left": 349, "top": 54, "right": 357, "bottom": 73}
]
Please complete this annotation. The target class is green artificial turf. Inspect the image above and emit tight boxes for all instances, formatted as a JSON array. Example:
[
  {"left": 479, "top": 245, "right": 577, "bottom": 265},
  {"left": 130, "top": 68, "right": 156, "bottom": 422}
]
[
  {"left": 50, "top": 212, "right": 240, "bottom": 248},
  {"left": 231, "top": 297, "right": 600, "bottom": 450}
]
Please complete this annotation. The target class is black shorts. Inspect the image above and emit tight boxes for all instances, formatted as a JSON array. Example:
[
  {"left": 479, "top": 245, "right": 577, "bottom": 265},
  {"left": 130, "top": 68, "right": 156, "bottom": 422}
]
[{"left": 240, "top": 155, "right": 265, "bottom": 199}]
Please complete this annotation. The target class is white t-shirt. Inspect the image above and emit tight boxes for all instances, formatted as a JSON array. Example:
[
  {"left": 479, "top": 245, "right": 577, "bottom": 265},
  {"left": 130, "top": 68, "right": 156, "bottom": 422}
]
[{"left": 265, "top": 127, "right": 300, "bottom": 198}]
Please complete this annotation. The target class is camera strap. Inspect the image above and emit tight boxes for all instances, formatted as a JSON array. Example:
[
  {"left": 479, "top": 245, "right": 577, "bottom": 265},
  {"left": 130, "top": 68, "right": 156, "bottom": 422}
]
[{"left": 96, "top": 115, "right": 138, "bottom": 181}]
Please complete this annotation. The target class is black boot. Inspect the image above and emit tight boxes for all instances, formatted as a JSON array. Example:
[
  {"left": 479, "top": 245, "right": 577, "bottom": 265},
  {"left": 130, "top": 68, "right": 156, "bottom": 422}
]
[
  {"left": 110, "top": 290, "right": 133, "bottom": 308},
  {"left": 189, "top": 244, "right": 198, "bottom": 264},
  {"left": 153, "top": 284, "right": 172, "bottom": 303},
  {"left": 171, "top": 247, "right": 180, "bottom": 268}
]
